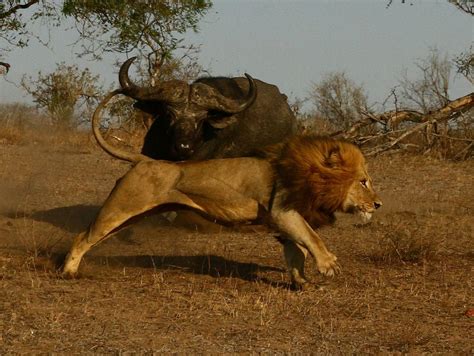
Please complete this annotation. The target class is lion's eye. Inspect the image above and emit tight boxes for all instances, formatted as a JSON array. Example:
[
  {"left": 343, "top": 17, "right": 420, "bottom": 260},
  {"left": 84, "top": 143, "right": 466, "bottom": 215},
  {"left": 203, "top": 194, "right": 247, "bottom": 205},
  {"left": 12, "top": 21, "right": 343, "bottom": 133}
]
[{"left": 360, "top": 179, "right": 368, "bottom": 188}]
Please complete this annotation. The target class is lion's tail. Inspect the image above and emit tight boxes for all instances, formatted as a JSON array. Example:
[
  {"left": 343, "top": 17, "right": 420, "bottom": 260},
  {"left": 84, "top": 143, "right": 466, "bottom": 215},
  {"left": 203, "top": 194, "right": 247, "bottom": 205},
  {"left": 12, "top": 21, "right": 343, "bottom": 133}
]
[{"left": 92, "top": 89, "right": 150, "bottom": 163}]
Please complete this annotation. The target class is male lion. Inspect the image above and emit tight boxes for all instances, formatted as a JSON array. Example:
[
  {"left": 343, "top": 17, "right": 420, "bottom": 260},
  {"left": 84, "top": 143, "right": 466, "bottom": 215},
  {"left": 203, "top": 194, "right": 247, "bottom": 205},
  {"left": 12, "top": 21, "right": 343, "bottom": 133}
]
[{"left": 63, "top": 132, "right": 382, "bottom": 288}]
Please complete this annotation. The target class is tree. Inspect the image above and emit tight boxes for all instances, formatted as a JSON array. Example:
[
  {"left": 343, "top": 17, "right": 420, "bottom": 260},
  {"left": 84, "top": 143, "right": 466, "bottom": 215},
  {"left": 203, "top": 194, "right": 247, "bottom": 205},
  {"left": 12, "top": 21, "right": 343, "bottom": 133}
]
[
  {"left": 62, "top": 0, "right": 212, "bottom": 84},
  {"left": 453, "top": 46, "right": 474, "bottom": 84},
  {"left": 2, "top": 1, "right": 212, "bottom": 133},
  {"left": 1, "top": 1, "right": 212, "bottom": 82},
  {"left": 0, "top": 1, "right": 60, "bottom": 66},
  {"left": 309, "top": 71, "right": 369, "bottom": 130},
  {"left": 397, "top": 48, "right": 452, "bottom": 113},
  {"left": 447, "top": 0, "right": 473, "bottom": 15},
  {"left": 21, "top": 63, "right": 104, "bottom": 128},
  {"left": 449, "top": 0, "right": 474, "bottom": 84}
]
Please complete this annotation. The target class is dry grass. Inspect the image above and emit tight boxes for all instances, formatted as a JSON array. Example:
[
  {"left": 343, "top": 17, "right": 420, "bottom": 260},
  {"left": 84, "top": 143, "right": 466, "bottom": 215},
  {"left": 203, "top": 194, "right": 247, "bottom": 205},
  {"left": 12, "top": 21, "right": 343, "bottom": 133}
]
[
  {"left": 369, "top": 227, "right": 440, "bottom": 265},
  {"left": 0, "top": 103, "right": 94, "bottom": 150},
  {"left": 0, "top": 125, "right": 473, "bottom": 353}
]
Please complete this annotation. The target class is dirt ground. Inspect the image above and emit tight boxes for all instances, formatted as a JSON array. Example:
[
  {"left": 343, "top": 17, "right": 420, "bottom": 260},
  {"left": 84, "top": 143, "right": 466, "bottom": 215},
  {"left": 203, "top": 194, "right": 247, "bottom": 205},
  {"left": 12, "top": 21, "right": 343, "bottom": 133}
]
[{"left": 0, "top": 138, "right": 473, "bottom": 353}]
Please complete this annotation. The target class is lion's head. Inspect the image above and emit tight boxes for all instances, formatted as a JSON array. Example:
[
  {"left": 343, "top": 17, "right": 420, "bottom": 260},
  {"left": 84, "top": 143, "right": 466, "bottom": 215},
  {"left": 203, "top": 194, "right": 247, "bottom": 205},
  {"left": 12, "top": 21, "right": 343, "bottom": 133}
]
[{"left": 264, "top": 136, "right": 382, "bottom": 227}]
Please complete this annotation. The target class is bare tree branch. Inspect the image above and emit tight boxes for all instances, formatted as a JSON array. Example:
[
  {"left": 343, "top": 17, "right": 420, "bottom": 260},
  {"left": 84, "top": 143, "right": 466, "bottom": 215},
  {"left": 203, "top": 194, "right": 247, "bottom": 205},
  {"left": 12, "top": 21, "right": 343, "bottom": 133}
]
[
  {"left": 0, "top": 62, "right": 10, "bottom": 73},
  {"left": 0, "top": 0, "right": 39, "bottom": 19},
  {"left": 331, "top": 91, "right": 473, "bottom": 159},
  {"left": 366, "top": 92, "right": 474, "bottom": 155},
  {"left": 448, "top": 0, "right": 474, "bottom": 15}
]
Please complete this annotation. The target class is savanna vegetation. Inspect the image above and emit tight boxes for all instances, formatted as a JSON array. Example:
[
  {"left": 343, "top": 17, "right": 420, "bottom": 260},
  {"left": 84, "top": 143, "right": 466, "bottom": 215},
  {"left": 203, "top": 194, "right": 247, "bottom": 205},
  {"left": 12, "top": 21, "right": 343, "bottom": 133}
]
[{"left": 0, "top": 0, "right": 472, "bottom": 353}]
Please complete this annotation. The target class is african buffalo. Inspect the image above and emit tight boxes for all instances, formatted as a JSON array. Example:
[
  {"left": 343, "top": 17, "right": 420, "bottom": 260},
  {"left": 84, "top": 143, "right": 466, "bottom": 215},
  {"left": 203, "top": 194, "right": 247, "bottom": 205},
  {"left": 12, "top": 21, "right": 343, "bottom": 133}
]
[{"left": 114, "top": 57, "right": 296, "bottom": 160}]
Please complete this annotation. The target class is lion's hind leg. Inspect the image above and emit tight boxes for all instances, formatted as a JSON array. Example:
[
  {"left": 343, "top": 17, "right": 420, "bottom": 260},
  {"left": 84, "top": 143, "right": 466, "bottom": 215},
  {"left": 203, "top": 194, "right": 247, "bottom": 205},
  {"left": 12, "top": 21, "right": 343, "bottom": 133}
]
[
  {"left": 63, "top": 161, "right": 182, "bottom": 276},
  {"left": 62, "top": 194, "right": 165, "bottom": 276},
  {"left": 62, "top": 230, "right": 96, "bottom": 276}
]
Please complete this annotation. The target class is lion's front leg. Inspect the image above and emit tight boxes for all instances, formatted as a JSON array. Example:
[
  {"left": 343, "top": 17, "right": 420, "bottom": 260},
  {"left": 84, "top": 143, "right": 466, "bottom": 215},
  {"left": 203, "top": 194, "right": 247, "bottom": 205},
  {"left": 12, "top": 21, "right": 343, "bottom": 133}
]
[
  {"left": 282, "top": 239, "right": 308, "bottom": 289},
  {"left": 272, "top": 209, "right": 341, "bottom": 281}
]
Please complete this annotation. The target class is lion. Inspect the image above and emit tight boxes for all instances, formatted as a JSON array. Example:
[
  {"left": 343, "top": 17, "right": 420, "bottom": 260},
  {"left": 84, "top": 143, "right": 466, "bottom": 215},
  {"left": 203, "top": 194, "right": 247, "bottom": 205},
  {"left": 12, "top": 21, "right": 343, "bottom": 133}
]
[{"left": 62, "top": 94, "right": 382, "bottom": 289}]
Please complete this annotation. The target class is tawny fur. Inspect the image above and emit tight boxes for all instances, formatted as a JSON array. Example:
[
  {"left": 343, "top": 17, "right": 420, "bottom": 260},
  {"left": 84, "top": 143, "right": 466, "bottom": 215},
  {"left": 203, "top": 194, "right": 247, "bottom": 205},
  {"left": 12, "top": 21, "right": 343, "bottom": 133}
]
[
  {"left": 262, "top": 136, "right": 367, "bottom": 227},
  {"left": 63, "top": 135, "right": 381, "bottom": 288}
]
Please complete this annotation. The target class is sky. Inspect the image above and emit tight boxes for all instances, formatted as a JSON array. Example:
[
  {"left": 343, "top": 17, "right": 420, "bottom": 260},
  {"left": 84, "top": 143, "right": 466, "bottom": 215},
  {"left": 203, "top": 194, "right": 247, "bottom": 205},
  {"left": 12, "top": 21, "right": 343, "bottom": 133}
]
[{"left": 0, "top": 0, "right": 472, "bottom": 112}]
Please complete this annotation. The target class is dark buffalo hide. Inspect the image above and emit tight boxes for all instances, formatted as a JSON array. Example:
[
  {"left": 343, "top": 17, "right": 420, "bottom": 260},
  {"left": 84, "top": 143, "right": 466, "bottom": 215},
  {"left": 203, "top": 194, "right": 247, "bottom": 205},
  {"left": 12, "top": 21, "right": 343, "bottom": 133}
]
[{"left": 119, "top": 57, "right": 296, "bottom": 161}]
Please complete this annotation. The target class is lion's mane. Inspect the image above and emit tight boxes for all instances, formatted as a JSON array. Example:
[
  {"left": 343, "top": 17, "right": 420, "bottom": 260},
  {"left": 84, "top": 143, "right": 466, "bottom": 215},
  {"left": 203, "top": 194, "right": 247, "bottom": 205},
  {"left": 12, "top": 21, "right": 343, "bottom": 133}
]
[{"left": 263, "top": 136, "right": 366, "bottom": 227}]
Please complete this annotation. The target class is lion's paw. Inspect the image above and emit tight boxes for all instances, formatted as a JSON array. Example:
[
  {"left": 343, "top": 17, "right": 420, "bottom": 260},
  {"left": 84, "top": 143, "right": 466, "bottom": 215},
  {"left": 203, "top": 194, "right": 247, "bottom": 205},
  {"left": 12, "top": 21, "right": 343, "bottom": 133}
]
[{"left": 317, "top": 253, "right": 341, "bottom": 277}]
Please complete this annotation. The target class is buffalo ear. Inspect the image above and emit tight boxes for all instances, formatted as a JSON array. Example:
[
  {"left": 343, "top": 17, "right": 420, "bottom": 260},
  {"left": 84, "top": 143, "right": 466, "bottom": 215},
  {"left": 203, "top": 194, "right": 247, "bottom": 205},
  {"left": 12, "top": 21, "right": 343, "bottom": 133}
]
[
  {"left": 325, "top": 147, "right": 342, "bottom": 167},
  {"left": 207, "top": 115, "right": 238, "bottom": 129}
]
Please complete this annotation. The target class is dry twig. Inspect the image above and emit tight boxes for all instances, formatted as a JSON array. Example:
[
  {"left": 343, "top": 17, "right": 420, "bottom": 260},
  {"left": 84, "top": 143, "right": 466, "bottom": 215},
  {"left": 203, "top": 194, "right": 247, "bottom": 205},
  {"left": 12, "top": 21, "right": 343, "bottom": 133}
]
[{"left": 335, "top": 92, "right": 474, "bottom": 159}]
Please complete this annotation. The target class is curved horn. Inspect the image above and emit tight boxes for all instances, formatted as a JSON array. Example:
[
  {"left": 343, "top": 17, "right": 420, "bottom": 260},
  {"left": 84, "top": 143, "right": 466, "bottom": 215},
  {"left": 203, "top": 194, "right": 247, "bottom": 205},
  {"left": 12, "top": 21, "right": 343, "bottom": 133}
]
[
  {"left": 118, "top": 56, "right": 188, "bottom": 103},
  {"left": 193, "top": 73, "right": 257, "bottom": 114},
  {"left": 118, "top": 57, "right": 138, "bottom": 90},
  {"left": 92, "top": 89, "right": 150, "bottom": 163}
]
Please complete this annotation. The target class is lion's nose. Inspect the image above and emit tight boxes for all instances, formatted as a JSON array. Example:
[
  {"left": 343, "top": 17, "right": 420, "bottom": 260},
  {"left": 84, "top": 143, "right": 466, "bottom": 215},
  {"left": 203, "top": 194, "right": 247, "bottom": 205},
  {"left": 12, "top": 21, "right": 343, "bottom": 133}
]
[{"left": 374, "top": 201, "right": 382, "bottom": 209}]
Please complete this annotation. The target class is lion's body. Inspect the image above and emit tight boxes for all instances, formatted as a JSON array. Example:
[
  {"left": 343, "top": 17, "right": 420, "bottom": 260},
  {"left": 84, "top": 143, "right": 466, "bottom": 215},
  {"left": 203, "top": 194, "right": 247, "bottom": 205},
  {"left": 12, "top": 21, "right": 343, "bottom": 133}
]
[{"left": 63, "top": 136, "right": 382, "bottom": 289}]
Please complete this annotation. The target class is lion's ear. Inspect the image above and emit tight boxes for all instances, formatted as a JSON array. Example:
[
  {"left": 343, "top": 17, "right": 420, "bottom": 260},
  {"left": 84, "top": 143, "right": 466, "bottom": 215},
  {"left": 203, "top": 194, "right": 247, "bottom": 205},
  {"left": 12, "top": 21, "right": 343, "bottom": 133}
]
[{"left": 325, "top": 147, "right": 342, "bottom": 167}]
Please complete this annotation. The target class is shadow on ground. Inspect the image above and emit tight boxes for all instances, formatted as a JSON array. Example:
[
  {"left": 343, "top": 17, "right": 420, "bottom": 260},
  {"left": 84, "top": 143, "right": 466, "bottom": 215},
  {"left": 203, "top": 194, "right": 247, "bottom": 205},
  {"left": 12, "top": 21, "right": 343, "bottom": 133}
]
[
  {"left": 91, "top": 254, "right": 282, "bottom": 280},
  {"left": 49, "top": 252, "right": 287, "bottom": 287},
  {"left": 4, "top": 204, "right": 100, "bottom": 233}
]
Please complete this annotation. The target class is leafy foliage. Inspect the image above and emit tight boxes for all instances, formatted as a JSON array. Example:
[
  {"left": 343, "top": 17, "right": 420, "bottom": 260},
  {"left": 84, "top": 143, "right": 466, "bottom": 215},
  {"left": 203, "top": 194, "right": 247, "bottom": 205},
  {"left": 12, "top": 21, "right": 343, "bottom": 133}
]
[
  {"left": 62, "top": 0, "right": 211, "bottom": 56},
  {"left": 62, "top": 0, "right": 212, "bottom": 84},
  {"left": 21, "top": 63, "right": 104, "bottom": 128},
  {"left": 0, "top": 0, "right": 59, "bottom": 57},
  {"left": 2, "top": 1, "right": 212, "bottom": 133},
  {"left": 1, "top": 1, "right": 211, "bottom": 83}
]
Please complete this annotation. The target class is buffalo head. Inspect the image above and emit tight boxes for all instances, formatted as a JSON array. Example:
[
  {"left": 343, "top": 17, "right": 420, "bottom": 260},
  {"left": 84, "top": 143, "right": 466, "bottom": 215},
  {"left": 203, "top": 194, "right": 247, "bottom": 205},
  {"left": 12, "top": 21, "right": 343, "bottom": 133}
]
[{"left": 119, "top": 57, "right": 257, "bottom": 159}]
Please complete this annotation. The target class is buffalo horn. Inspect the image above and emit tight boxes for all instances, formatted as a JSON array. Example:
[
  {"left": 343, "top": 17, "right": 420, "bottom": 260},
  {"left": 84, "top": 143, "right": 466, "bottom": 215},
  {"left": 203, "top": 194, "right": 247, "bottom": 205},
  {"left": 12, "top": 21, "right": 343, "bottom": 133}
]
[
  {"left": 192, "top": 74, "right": 257, "bottom": 114},
  {"left": 119, "top": 56, "right": 187, "bottom": 103}
]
